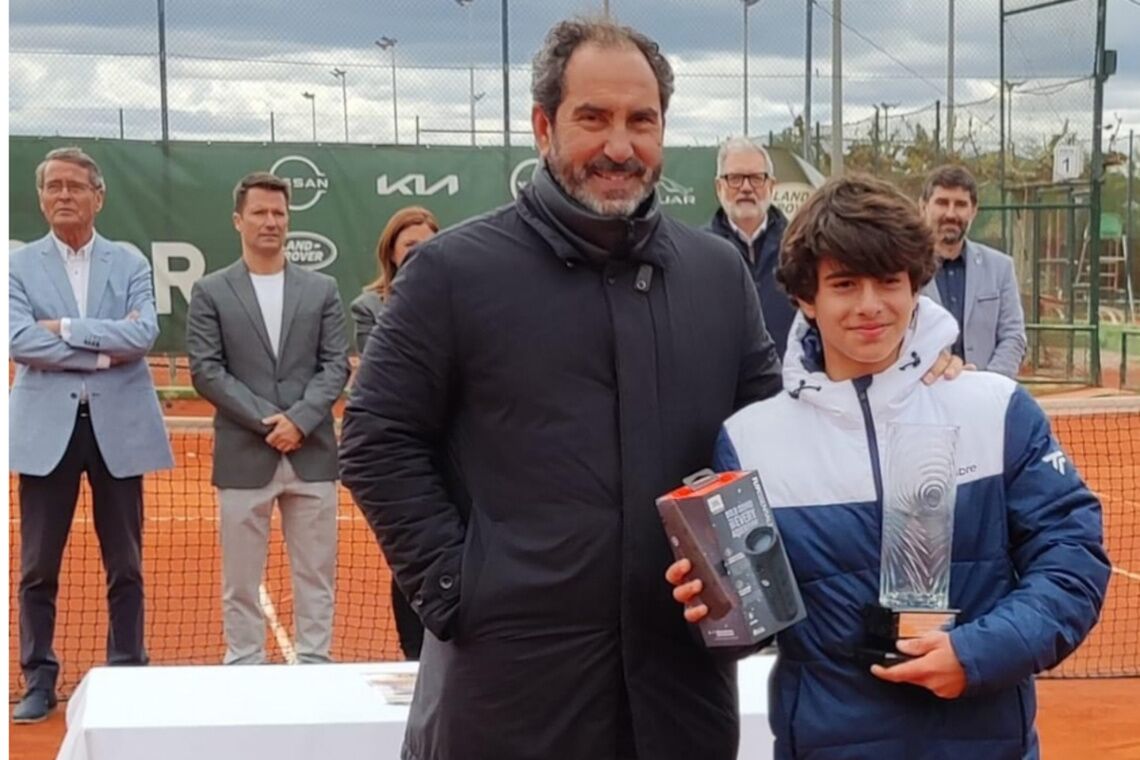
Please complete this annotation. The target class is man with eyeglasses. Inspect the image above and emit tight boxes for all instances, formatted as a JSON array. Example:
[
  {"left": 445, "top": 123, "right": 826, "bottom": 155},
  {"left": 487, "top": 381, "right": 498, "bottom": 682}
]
[
  {"left": 9, "top": 146, "right": 173, "bottom": 723},
  {"left": 705, "top": 136, "right": 795, "bottom": 360}
]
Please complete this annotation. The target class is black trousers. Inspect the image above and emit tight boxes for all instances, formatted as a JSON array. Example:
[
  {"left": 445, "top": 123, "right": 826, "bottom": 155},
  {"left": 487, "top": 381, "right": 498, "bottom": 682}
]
[{"left": 19, "top": 405, "right": 147, "bottom": 692}]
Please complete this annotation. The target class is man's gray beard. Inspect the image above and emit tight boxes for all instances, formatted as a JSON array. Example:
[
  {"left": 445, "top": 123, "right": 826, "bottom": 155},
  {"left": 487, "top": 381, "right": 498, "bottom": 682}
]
[
  {"left": 548, "top": 150, "right": 659, "bottom": 218},
  {"left": 727, "top": 197, "right": 770, "bottom": 224},
  {"left": 575, "top": 190, "right": 643, "bottom": 217}
]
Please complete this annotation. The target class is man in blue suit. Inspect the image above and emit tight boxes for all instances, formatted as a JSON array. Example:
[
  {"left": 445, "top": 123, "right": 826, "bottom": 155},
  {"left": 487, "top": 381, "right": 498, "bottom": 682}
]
[{"left": 9, "top": 147, "right": 174, "bottom": 723}]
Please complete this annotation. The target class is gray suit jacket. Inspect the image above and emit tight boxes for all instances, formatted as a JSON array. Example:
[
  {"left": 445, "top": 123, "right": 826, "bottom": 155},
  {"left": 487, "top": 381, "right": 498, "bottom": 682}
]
[
  {"left": 9, "top": 233, "right": 173, "bottom": 477},
  {"left": 349, "top": 290, "right": 385, "bottom": 353},
  {"left": 922, "top": 240, "right": 1027, "bottom": 378},
  {"left": 186, "top": 259, "right": 349, "bottom": 489}
]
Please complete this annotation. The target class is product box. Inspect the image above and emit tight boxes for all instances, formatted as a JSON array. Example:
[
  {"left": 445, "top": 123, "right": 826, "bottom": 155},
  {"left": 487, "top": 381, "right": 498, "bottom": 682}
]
[{"left": 657, "top": 469, "right": 805, "bottom": 647}]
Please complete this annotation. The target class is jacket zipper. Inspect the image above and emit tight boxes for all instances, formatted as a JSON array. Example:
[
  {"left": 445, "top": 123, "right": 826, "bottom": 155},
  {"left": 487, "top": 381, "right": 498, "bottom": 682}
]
[{"left": 853, "top": 375, "right": 883, "bottom": 504}]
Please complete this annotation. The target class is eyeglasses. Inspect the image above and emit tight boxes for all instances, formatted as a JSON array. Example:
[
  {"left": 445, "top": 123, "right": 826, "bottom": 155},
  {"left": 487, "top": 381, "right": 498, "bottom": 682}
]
[
  {"left": 719, "top": 172, "right": 771, "bottom": 189},
  {"left": 41, "top": 180, "right": 98, "bottom": 196}
]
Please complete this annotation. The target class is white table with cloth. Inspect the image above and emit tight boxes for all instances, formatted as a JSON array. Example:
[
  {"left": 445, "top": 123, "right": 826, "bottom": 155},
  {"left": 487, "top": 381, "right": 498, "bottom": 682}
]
[{"left": 55, "top": 656, "right": 775, "bottom": 760}]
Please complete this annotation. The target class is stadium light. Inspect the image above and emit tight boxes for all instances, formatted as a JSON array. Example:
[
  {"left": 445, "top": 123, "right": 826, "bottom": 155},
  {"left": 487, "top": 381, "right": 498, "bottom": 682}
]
[
  {"left": 330, "top": 68, "right": 348, "bottom": 143},
  {"left": 375, "top": 37, "right": 399, "bottom": 144},
  {"left": 455, "top": 0, "right": 480, "bottom": 146},
  {"left": 302, "top": 91, "right": 316, "bottom": 142},
  {"left": 743, "top": 0, "right": 761, "bottom": 135}
]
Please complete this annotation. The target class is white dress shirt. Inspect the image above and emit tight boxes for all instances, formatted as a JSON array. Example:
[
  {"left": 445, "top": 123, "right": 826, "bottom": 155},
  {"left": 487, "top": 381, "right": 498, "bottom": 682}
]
[
  {"left": 729, "top": 215, "right": 769, "bottom": 246},
  {"left": 53, "top": 231, "right": 95, "bottom": 320},
  {"left": 52, "top": 231, "right": 111, "bottom": 374},
  {"left": 728, "top": 215, "right": 770, "bottom": 264}
]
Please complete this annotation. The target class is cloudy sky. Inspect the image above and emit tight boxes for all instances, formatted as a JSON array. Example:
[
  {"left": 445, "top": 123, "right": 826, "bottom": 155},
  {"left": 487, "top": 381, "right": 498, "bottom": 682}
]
[{"left": 9, "top": 0, "right": 1140, "bottom": 153}]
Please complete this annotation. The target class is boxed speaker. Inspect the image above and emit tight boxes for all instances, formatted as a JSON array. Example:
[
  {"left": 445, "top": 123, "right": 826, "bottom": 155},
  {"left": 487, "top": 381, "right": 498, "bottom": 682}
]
[{"left": 657, "top": 469, "right": 805, "bottom": 647}]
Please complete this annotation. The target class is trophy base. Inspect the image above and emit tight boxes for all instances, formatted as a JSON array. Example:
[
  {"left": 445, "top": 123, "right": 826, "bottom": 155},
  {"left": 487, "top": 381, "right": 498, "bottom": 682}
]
[{"left": 861, "top": 605, "right": 958, "bottom": 668}]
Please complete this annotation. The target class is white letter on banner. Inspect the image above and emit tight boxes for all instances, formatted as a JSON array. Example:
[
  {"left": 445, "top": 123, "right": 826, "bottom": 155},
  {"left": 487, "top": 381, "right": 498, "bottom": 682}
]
[{"left": 152, "top": 242, "right": 206, "bottom": 315}]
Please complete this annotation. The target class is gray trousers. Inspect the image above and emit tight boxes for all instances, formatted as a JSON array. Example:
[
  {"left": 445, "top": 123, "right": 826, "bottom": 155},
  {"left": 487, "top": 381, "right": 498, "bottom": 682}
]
[{"left": 218, "top": 456, "right": 337, "bottom": 665}]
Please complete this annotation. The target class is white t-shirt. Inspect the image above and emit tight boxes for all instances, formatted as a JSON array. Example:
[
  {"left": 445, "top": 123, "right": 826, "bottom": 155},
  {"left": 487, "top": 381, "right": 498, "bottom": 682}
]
[{"left": 249, "top": 270, "right": 286, "bottom": 357}]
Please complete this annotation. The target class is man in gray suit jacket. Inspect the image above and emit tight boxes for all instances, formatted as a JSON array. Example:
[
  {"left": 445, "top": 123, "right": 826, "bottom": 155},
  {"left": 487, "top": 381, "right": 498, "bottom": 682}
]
[
  {"left": 9, "top": 147, "right": 174, "bottom": 723},
  {"left": 187, "top": 172, "right": 349, "bottom": 665},
  {"left": 920, "top": 165, "right": 1027, "bottom": 378}
]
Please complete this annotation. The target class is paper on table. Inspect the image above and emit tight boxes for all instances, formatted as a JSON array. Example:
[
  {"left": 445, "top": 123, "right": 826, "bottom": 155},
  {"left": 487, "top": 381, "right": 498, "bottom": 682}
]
[{"left": 364, "top": 672, "right": 417, "bottom": 705}]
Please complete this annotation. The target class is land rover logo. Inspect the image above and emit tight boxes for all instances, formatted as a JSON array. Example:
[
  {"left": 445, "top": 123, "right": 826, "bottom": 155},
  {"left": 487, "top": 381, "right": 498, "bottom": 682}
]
[
  {"left": 772, "top": 182, "right": 815, "bottom": 219},
  {"left": 656, "top": 175, "right": 697, "bottom": 206},
  {"left": 269, "top": 155, "right": 329, "bottom": 212},
  {"left": 510, "top": 157, "right": 540, "bottom": 199},
  {"left": 285, "top": 231, "right": 338, "bottom": 270}
]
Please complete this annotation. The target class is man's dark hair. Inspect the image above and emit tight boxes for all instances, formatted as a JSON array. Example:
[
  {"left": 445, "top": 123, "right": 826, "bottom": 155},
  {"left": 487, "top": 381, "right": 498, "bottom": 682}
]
[
  {"left": 233, "top": 171, "right": 290, "bottom": 213},
  {"left": 921, "top": 164, "right": 978, "bottom": 206},
  {"left": 778, "top": 174, "right": 937, "bottom": 303},
  {"left": 531, "top": 17, "right": 675, "bottom": 119}
]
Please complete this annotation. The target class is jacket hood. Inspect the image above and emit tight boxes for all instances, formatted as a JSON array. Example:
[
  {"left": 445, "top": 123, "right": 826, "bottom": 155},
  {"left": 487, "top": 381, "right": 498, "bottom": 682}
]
[
  {"left": 781, "top": 295, "right": 960, "bottom": 422},
  {"left": 516, "top": 161, "right": 666, "bottom": 267}
]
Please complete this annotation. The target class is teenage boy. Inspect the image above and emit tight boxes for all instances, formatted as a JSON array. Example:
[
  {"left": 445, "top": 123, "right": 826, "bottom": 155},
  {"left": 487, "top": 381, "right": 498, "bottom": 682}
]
[{"left": 667, "top": 175, "right": 1109, "bottom": 760}]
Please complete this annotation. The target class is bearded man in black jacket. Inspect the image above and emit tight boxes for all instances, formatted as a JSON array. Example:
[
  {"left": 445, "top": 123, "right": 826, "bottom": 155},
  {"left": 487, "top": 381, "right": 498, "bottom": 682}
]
[{"left": 340, "top": 17, "right": 784, "bottom": 760}]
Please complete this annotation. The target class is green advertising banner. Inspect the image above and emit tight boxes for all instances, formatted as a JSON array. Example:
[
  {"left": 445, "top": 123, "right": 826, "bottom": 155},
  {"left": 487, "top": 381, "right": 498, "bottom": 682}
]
[{"left": 9, "top": 136, "right": 821, "bottom": 352}]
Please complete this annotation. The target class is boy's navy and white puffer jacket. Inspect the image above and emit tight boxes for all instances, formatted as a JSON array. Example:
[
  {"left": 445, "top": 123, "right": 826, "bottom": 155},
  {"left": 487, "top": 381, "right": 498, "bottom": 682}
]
[{"left": 714, "top": 297, "right": 1110, "bottom": 760}]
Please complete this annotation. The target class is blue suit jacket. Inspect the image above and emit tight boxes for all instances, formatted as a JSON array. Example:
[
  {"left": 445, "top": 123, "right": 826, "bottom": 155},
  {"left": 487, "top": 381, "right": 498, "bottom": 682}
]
[
  {"left": 922, "top": 239, "right": 1027, "bottom": 378},
  {"left": 9, "top": 232, "right": 174, "bottom": 477}
]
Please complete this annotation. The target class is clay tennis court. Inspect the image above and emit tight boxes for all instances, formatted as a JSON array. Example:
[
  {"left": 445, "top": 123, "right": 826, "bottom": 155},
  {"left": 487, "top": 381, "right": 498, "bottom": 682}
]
[
  {"left": 1038, "top": 398, "right": 1140, "bottom": 680},
  {"left": 8, "top": 397, "right": 1140, "bottom": 758},
  {"left": 7, "top": 426, "right": 404, "bottom": 696}
]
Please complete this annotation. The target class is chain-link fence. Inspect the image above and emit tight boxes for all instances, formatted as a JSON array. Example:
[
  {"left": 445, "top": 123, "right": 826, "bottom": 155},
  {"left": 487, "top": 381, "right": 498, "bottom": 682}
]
[
  {"left": 1104, "top": 129, "right": 1139, "bottom": 387},
  {"left": 11, "top": 0, "right": 1129, "bottom": 363},
  {"left": 5, "top": 1, "right": 1101, "bottom": 153}
]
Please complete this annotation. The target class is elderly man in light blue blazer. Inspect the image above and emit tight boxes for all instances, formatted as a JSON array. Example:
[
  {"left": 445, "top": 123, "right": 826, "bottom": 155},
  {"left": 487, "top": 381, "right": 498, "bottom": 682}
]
[
  {"left": 9, "top": 147, "right": 173, "bottom": 723},
  {"left": 920, "top": 165, "right": 1027, "bottom": 378}
]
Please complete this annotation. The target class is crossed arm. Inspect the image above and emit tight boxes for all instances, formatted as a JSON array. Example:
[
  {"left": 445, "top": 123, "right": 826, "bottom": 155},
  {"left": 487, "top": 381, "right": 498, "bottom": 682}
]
[
  {"left": 58, "top": 257, "right": 160, "bottom": 361},
  {"left": 9, "top": 257, "right": 158, "bottom": 372}
]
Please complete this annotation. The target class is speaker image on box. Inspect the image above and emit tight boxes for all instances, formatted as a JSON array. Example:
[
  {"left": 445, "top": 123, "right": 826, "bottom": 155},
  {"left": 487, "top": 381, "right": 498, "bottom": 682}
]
[{"left": 657, "top": 470, "right": 805, "bottom": 647}]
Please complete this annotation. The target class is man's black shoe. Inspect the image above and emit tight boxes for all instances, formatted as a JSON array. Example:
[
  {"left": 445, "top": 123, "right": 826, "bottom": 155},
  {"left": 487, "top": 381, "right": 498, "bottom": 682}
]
[{"left": 12, "top": 689, "right": 57, "bottom": 724}]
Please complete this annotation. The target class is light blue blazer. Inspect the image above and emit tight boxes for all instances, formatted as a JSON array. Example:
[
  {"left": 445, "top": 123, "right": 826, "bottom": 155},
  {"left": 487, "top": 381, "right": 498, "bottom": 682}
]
[
  {"left": 9, "top": 233, "right": 174, "bottom": 477},
  {"left": 922, "top": 239, "right": 1028, "bottom": 378}
]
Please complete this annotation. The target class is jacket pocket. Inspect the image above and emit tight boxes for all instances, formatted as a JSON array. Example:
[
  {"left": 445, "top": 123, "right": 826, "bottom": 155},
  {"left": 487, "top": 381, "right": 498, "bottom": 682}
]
[
  {"left": 455, "top": 511, "right": 487, "bottom": 640},
  {"left": 974, "top": 292, "right": 1000, "bottom": 309}
]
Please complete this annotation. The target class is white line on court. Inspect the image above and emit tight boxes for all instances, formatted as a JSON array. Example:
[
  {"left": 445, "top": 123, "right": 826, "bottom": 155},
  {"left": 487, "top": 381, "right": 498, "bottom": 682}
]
[
  {"left": 259, "top": 583, "right": 298, "bottom": 665},
  {"left": 1111, "top": 566, "right": 1140, "bottom": 583}
]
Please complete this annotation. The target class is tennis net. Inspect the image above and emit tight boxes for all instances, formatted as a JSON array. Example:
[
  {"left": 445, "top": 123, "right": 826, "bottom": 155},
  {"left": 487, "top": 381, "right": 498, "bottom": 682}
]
[{"left": 7, "top": 395, "right": 1139, "bottom": 699}]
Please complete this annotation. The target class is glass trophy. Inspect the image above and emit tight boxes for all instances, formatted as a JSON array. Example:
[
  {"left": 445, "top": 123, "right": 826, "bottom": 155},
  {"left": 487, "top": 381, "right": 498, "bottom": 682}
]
[{"left": 861, "top": 423, "right": 960, "bottom": 666}]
